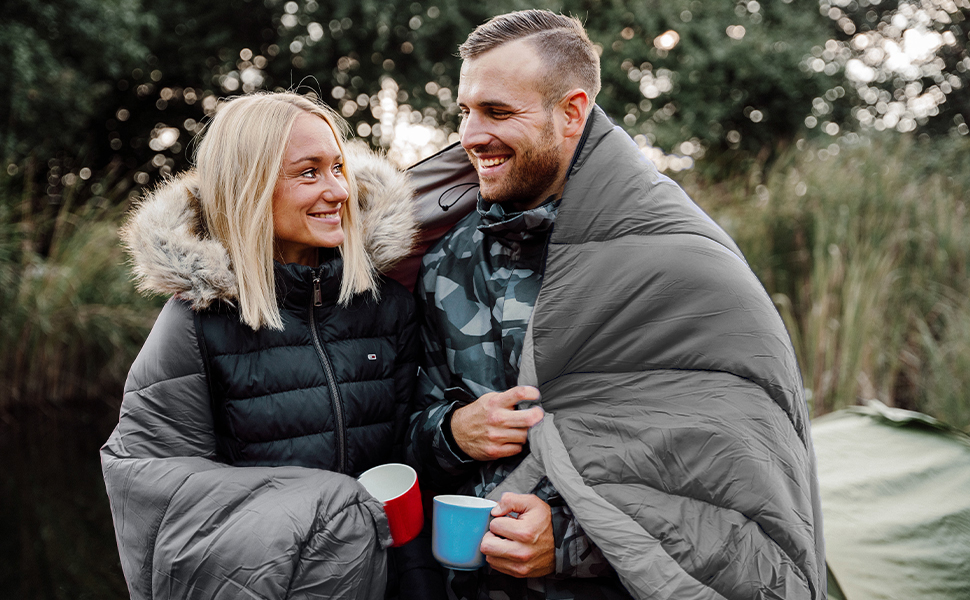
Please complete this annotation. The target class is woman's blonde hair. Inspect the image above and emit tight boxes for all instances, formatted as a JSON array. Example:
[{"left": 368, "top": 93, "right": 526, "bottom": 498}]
[{"left": 194, "top": 91, "right": 376, "bottom": 330}]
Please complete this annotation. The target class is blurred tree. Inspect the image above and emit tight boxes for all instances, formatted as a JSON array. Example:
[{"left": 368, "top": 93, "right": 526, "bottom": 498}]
[
  {"left": 816, "top": 0, "right": 970, "bottom": 138},
  {"left": 101, "top": 0, "right": 281, "bottom": 179},
  {"left": 6, "top": 0, "right": 967, "bottom": 193},
  {"left": 579, "top": 0, "right": 840, "bottom": 170},
  {"left": 74, "top": 0, "right": 539, "bottom": 179},
  {"left": 264, "top": 0, "right": 841, "bottom": 171},
  {"left": 259, "top": 0, "right": 500, "bottom": 159},
  {"left": 0, "top": 0, "right": 155, "bottom": 165}
]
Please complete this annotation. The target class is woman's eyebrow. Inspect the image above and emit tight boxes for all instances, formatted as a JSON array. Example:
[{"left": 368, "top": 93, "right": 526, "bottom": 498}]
[{"left": 291, "top": 153, "right": 342, "bottom": 164}]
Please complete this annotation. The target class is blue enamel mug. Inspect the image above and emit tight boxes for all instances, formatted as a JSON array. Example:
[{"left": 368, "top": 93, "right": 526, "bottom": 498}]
[{"left": 431, "top": 495, "right": 498, "bottom": 570}]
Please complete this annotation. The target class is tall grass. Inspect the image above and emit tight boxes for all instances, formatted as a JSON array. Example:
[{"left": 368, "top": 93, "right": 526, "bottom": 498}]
[
  {"left": 0, "top": 167, "right": 162, "bottom": 412},
  {"left": 686, "top": 135, "right": 970, "bottom": 430}
]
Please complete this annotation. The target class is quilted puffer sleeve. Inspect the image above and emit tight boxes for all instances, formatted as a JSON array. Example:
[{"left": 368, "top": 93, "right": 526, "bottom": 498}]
[
  {"left": 101, "top": 299, "right": 391, "bottom": 600},
  {"left": 404, "top": 269, "right": 478, "bottom": 492},
  {"left": 390, "top": 288, "right": 420, "bottom": 463}
]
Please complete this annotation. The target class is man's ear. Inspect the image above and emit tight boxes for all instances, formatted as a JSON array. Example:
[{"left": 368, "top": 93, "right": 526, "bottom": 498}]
[{"left": 560, "top": 89, "right": 590, "bottom": 138}]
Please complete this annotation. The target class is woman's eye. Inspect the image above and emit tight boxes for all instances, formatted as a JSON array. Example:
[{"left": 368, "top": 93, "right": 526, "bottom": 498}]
[
  {"left": 300, "top": 168, "right": 317, "bottom": 179},
  {"left": 333, "top": 163, "right": 344, "bottom": 176}
]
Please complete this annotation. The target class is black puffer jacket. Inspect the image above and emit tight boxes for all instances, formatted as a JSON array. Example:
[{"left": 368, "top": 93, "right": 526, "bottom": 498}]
[
  {"left": 201, "top": 254, "right": 416, "bottom": 475},
  {"left": 101, "top": 145, "right": 419, "bottom": 600}
]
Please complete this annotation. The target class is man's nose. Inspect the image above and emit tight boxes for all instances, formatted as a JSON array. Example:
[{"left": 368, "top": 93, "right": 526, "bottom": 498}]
[{"left": 460, "top": 111, "right": 491, "bottom": 150}]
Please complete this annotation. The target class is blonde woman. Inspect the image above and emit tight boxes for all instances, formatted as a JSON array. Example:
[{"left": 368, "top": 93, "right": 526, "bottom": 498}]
[{"left": 101, "top": 92, "right": 422, "bottom": 600}]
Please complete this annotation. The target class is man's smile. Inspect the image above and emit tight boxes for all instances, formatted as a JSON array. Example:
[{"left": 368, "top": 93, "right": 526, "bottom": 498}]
[{"left": 478, "top": 156, "right": 509, "bottom": 168}]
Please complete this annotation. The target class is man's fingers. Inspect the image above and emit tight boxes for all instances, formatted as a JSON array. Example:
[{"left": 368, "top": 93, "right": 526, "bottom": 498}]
[
  {"left": 480, "top": 530, "right": 514, "bottom": 556},
  {"left": 480, "top": 530, "right": 555, "bottom": 579},
  {"left": 452, "top": 387, "right": 542, "bottom": 461},
  {"left": 492, "top": 492, "right": 543, "bottom": 517},
  {"left": 489, "top": 442, "right": 529, "bottom": 459},
  {"left": 488, "top": 498, "right": 548, "bottom": 543},
  {"left": 481, "top": 494, "right": 556, "bottom": 579},
  {"left": 488, "top": 514, "right": 533, "bottom": 543},
  {"left": 487, "top": 427, "right": 529, "bottom": 446},
  {"left": 488, "top": 386, "right": 541, "bottom": 410},
  {"left": 500, "top": 405, "right": 544, "bottom": 429}
]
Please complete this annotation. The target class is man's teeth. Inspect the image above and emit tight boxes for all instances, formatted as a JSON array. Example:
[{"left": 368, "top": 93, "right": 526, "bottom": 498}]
[{"left": 479, "top": 157, "right": 508, "bottom": 168}]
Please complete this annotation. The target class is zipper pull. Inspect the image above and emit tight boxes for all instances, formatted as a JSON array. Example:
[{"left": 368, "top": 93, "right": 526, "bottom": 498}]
[{"left": 312, "top": 275, "right": 322, "bottom": 306}]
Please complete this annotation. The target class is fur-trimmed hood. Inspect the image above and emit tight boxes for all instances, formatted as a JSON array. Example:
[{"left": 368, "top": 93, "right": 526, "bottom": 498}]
[{"left": 121, "top": 143, "right": 417, "bottom": 309}]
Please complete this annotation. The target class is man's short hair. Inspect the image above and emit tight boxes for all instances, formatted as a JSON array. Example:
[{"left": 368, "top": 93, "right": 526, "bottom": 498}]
[{"left": 459, "top": 9, "right": 601, "bottom": 108}]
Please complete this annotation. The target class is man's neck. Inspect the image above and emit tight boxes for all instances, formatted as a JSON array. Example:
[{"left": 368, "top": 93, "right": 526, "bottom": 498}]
[{"left": 504, "top": 185, "right": 564, "bottom": 213}]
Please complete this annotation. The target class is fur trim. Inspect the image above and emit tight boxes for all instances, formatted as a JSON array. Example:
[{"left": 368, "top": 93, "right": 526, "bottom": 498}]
[
  {"left": 120, "top": 172, "right": 239, "bottom": 310},
  {"left": 345, "top": 142, "right": 418, "bottom": 274},
  {"left": 121, "top": 145, "right": 417, "bottom": 305}
]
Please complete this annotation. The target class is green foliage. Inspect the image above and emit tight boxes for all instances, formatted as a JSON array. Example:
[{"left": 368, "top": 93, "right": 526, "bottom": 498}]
[
  {"left": 819, "top": 0, "right": 970, "bottom": 138},
  {"left": 1, "top": 0, "right": 844, "bottom": 191},
  {"left": 685, "top": 134, "right": 970, "bottom": 429},
  {"left": 4, "top": 0, "right": 969, "bottom": 191},
  {"left": 0, "top": 167, "right": 162, "bottom": 409},
  {"left": 266, "top": 0, "right": 499, "bottom": 139},
  {"left": 0, "top": 0, "right": 155, "bottom": 162},
  {"left": 583, "top": 0, "right": 839, "bottom": 161}
]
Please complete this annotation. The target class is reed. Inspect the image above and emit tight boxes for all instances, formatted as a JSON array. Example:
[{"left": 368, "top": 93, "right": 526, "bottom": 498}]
[
  {"left": 0, "top": 167, "right": 162, "bottom": 411},
  {"left": 686, "top": 135, "right": 970, "bottom": 430}
]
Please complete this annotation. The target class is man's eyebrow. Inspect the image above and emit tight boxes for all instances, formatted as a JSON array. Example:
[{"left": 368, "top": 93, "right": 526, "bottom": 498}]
[
  {"left": 477, "top": 100, "right": 514, "bottom": 109},
  {"left": 458, "top": 99, "right": 515, "bottom": 110}
]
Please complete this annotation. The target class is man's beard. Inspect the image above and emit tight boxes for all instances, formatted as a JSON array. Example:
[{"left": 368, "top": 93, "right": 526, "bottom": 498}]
[{"left": 476, "top": 119, "right": 564, "bottom": 208}]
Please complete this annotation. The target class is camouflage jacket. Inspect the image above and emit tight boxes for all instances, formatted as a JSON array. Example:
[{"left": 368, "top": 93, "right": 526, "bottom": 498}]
[{"left": 406, "top": 197, "right": 632, "bottom": 600}]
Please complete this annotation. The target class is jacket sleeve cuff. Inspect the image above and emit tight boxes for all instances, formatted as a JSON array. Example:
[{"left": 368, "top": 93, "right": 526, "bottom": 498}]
[
  {"left": 550, "top": 503, "right": 615, "bottom": 579},
  {"left": 431, "top": 400, "right": 476, "bottom": 469},
  {"left": 442, "top": 403, "right": 473, "bottom": 461}
]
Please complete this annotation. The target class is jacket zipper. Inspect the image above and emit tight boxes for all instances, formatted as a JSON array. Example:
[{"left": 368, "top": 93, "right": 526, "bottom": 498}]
[{"left": 309, "top": 269, "right": 348, "bottom": 474}]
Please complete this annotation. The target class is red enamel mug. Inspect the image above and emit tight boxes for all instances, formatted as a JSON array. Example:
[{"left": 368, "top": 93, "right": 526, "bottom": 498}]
[{"left": 357, "top": 463, "right": 423, "bottom": 547}]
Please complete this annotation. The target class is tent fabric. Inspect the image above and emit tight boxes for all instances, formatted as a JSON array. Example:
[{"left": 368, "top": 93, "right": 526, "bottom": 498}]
[{"left": 813, "top": 401, "right": 970, "bottom": 600}]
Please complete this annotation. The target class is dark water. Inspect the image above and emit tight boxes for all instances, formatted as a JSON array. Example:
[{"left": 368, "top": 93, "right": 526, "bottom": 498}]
[{"left": 0, "top": 402, "right": 128, "bottom": 600}]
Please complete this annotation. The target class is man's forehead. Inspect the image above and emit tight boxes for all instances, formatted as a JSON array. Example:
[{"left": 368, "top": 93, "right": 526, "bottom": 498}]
[
  {"left": 457, "top": 77, "right": 535, "bottom": 109},
  {"left": 458, "top": 41, "right": 544, "bottom": 104}
]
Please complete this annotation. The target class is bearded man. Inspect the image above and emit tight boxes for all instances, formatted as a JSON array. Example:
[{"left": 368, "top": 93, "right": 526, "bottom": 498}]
[{"left": 405, "top": 9, "right": 826, "bottom": 600}]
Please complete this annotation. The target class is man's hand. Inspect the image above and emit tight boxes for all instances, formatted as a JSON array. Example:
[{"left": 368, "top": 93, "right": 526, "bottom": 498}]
[
  {"left": 450, "top": 386, "right": 543, "bottom": 461},
  {"left": 481, "top": 492, "right": 555, "bottom": 578}
]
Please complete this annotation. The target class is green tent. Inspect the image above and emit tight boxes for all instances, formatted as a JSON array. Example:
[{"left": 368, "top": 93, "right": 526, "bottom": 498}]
[{"left": 813, "top": 401, "right": 970, "bottom": 600}]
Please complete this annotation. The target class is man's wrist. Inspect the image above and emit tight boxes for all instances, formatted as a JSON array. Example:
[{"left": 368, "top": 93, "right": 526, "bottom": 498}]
[{"left": 443, "top": 404, "right": 473, "bottom": 461}]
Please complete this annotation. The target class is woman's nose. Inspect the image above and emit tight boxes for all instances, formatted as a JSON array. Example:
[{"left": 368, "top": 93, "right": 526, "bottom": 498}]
[{"left": 322, "top": 174, "right": 349, "bottom": 203}]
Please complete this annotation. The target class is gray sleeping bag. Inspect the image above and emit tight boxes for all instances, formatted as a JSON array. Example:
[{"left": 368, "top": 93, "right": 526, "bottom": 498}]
[
  {"left": 522, "top": 108, "right": 824, "bottom": 599},
  {"left": 100, "top": 302, "right": 392, "bottom": 600},
  {"left": 407, "top": 107, "right": 826, "bottom": 599}
]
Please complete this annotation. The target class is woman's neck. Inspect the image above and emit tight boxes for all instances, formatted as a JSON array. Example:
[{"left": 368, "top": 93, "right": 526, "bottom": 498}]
[{"left": 274, "top": 246, "right": 319, "bottom": 267}]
